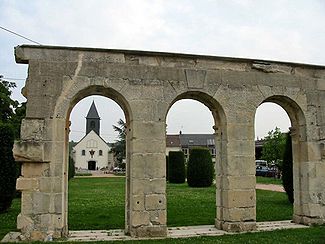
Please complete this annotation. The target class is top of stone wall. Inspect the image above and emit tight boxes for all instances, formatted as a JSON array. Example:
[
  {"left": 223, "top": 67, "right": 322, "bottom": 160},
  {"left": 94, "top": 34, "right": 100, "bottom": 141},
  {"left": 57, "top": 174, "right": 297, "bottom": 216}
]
[{"left": 15, "top": 45, "right": 325, "bottom": 78}]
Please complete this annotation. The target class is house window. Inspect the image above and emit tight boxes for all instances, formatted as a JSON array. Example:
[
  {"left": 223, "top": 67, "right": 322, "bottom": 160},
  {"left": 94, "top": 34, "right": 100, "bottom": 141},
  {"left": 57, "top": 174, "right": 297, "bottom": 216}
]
[
  {"left": 182, "top": 148, "right": 189, "bottom": 156},
  {"left": 82, "top": 150, "right": 85, "bottom": 156},
  {"left": 99, "top": 150, "right": 103, "bottom": 156},
  {"left": 210, "top": 148, "right": 216, "bottom": 157}
]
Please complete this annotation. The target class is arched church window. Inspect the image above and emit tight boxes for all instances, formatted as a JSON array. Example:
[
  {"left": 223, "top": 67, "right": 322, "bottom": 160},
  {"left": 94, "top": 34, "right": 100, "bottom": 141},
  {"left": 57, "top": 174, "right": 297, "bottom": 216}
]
[
  {"left": 90, "top": 121, "right": 95, "bottom": 129},
  {"left": 82, "top": 150, "right": 85, "bottom": 156},
  {"left": 99, "top": 150, "right": 103, "bottom": 156}
]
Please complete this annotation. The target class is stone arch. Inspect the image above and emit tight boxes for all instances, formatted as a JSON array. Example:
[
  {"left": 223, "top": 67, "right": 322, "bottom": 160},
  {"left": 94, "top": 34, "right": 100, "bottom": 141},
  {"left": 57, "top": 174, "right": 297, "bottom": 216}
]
[
  {"left": 165, "top": 91, "right": 230, "bottom": 228},
  {"left": 53, "top": 85, "right": 133, "bottom": 235},
  {"left": 254, "top": 95, "right": 308, "bottom": 223}
]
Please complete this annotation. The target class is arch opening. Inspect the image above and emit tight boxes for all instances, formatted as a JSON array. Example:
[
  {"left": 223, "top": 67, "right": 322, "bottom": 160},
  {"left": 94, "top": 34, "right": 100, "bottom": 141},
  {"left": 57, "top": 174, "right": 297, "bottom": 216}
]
[
  {"left": 61, "top": 86, "right": 131, "bottom": 234},
  {"left": 165, "top": 91, "right": 227, "bottom": 228},
  {"left": 254, "top": 96, "right": 307, "bottom": 223}
]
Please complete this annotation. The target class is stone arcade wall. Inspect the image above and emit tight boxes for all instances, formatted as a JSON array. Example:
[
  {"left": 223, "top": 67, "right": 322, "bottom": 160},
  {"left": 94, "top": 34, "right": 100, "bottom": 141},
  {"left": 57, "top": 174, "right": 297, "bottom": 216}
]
[{"left": 13, "top": 45, "right": 325, "bottom": 241}]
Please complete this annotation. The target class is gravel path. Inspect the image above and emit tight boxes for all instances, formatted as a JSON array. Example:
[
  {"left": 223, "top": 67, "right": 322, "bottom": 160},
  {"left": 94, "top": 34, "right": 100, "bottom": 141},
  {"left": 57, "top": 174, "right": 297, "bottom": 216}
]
[{"left": 256, "top": 184, "right": 285, "bottom": 192}]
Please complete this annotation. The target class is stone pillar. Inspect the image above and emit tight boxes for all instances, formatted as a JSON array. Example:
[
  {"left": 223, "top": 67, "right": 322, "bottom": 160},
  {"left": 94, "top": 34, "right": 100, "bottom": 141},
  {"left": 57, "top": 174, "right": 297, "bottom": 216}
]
[
  {"left": 14, "top": 117, "right": 67, "bottom": 241},
  {"left": 128, "top": 120, "right": 167, "bottom": 237},
  {"left": 215, "top": 119, "right": 256, "bottom": 232},
  {"left": 292, "top": 127, "right": 325, "bottom": 225}
]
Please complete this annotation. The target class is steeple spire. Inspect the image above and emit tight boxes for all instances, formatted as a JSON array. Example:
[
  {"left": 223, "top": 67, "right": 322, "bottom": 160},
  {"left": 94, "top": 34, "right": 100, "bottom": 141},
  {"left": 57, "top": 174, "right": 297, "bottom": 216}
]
[{"left": 86, "top": 101, "right": 100, "bottom": 135}]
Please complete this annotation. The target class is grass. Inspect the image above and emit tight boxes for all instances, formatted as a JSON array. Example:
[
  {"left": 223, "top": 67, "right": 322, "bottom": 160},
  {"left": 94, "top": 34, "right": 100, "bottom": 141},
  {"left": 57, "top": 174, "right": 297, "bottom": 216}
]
[
  {"left": 0, "top": 198, "right": 20, "bottom": 240},
  {"left": 0, "top": 177, "right": 315, "bottom": 243},
  {"left": 256, "top": 176, "right": 282, "bottom": 185},
  {"left": 68, "top": 177, "right": 125, "bottom": 230}
]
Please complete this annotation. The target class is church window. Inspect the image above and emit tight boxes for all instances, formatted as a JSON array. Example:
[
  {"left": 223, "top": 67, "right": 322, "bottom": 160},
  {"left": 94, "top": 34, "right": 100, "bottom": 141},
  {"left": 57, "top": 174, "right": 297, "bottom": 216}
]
[
  {"left": 90, "top": 121, "right": 95, "bottom": 129},
  {"left": 99, "top": 150, "right": 103, "bottom": 156},
  {"left": 82, "top": 150, "right": 85, "bottom": 156}
]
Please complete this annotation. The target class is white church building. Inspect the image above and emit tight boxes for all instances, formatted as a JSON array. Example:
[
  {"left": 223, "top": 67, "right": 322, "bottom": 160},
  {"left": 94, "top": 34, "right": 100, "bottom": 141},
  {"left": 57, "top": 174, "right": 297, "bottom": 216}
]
[{"left": 72, "top": 101, "right": 114, "bottom": 170}]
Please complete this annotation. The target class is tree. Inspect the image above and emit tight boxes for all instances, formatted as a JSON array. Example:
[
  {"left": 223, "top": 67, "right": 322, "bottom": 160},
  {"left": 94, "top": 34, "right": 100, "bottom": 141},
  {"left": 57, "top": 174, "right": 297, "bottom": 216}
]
[
  {"left": 0, "top": 123, "right": 17, "bottom": 212},
  {"left": 282, "top": 133, "right": 294, "bottom": 203},
  {"left": 168, "top": 151, "right": 185, "bottom": 183},
  {"left": 187, "top": 147, "right": 213, "bottom": 187},
  {"left": 0, "top": 75, "right": 18, "bottom": 124},
  {"left": 261, "top": 127, "right": 286, "bottom": 168},
  {"left": 110, "top": 119, "right": 126, "bottom": 169}
]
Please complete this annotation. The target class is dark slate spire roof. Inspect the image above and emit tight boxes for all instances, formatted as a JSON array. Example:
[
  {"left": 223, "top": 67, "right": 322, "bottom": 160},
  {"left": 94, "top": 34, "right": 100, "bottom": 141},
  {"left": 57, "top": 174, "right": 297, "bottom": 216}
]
[{"left": 86, "top": 101, "right": 100, "bottom": 119}]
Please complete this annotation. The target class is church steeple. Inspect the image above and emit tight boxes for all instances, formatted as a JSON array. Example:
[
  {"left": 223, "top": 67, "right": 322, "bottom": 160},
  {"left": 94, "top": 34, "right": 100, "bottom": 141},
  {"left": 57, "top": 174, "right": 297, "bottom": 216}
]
[{"left": 86, "top": 101, "right": 100, "bottom": 135}]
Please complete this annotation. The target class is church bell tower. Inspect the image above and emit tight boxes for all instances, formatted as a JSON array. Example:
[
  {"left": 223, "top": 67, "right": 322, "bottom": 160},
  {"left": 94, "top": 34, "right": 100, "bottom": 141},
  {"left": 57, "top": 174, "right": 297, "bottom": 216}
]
[{"left": 86, "top": 101, "right": 100, "bottom": 135}]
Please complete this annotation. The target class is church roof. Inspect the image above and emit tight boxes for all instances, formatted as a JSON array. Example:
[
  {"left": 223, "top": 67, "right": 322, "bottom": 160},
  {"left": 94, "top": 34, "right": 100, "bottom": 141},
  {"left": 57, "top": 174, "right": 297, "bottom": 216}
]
[{"left": 86, "top": 101, "right": 100, "bottom": 119}]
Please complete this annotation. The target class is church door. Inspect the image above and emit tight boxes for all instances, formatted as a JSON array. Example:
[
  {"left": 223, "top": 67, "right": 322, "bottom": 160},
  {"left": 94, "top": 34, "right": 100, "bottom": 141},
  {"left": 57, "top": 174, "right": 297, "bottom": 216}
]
[{"left": 88, "top": 161, "right": 96, "bottom": 170}]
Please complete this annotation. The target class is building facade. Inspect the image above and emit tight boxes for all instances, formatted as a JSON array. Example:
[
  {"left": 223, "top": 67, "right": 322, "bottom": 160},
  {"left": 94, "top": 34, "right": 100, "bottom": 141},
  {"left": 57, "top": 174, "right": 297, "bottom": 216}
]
[{"left": 72, "top": 101, "right": 114, "bottom": 170}]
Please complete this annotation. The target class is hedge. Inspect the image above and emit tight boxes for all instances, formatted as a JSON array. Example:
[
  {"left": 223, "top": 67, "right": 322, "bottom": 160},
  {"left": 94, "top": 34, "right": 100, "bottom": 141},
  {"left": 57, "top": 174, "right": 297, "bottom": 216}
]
[
  {"left": 168, "top": 151, "right": 185, "bottom": 183},
  {"left": 187, "top": 147, "right": 213, "bottom": 187}
]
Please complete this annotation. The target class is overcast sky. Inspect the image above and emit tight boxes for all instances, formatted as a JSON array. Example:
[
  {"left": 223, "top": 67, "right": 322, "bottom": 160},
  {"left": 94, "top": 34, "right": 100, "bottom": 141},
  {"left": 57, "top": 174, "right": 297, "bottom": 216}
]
[{"left": 1, "top": 0, "right": 324, "bottom": 142}]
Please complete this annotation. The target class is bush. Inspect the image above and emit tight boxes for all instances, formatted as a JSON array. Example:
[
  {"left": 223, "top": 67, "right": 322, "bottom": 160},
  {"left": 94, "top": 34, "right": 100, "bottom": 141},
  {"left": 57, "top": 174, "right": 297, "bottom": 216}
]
[
  {"left": 166, "top": 155, "right": 169, "bottom": 180},
  {"left": 168, "top": 151, "right": 185, "bottom": 183},
  {"left": 68, "top": 156, "right": 75, "bottom": 180},
  {"left": 187, "top": 148, "right": 213, "bottom": 187},
  {"left": 282, "top": 133, "right": 294, "bottom": 204},
  {"left": 0, "top": 123, "right": 17, "bottom": 213}
]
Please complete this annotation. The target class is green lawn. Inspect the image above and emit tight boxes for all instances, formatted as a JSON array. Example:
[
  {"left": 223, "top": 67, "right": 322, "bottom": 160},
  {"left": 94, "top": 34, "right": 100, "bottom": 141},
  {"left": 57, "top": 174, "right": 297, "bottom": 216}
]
[
  {"left": 0, "top": 177, "right": 314, "bottom": 243},
  {"left": 256, "top": 176, "right": 282, "bottom": 185}
]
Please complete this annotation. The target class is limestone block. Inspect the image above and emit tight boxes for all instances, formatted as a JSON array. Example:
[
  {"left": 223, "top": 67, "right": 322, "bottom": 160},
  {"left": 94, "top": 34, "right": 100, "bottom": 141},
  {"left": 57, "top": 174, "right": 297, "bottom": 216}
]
[
  {"left": 132, "top": 121, "right": 165, "bottom": 140},
  {"left": 131, "top": 153, "right": 166, "bottom": 179},
  {"left": 52, "top": 193, "right": 63, "bottom": 214},
  {"left": 132, "top": 178, "right": 165, "bottom": 195},
  {"left": 145, "top": 194, "right": 166, "bottom": 210},
  {"left": 16, "top": 177, "right": 39, "bottom": 191},
  {"left": 302, "top": 203, "right": 324, "bottom": 217},
  {"left": 148, "top": 210, "right": 166, "bottom": 225},
  {"left": 227, "top": 140, "right": 255, "bottom": 156},
  {"left": 217, "top": 221, "right": 256, "bottom": 232},
  {"left": 222, "top": 155, "right": 256, "bottom": 176},
  {"left": 185, "top": 69, "right": 206, "bottom": 89},
  {"left": 17, "top": 213, "right": 33, "bottom": 230},
  {"left": 317, "top": 79, "right": 325, "bottom": 90},
  {"left": 22, "top": 162, "right": 50, "bottom": 177},
  {"left": 131, "top": 139, "right": 165, "bottom": 154},
  {"left": 13, "top": 141, "right": 49, "bottom": 163},
  {"left": 32, "top": 192, "right": 51, "bottom": 214},
  {"left": 226, "top": 123, "right": 255, "bottom": 141},
  {"left": 132, "top": 195, "right": 145, "bottom": 211},
  {"left": 20, "top": 119, "right": 45, "bottom": 141},
  {"left": 131, "top": 211, "right": 150, "bottom": 227},
  {"left": 21, "top": 192, "right": 33, "bottom": 215},
  {"left": 130, "top": 225, "right": 167, "bottom": 237},
  {"left": 216, "top": 176, "right": 255, "bottom": 190},
  {"left": 222, "top": 190, "right": 255, "bottom": 208},
  {"left": 30, "top": 231, "right": 47, "bottom": 241},
  {"left": 316, "top": 162, "right": 325, "bottom": 177},
  {"left": 222, "top": 207, "right": 256, "bottom": 222}
]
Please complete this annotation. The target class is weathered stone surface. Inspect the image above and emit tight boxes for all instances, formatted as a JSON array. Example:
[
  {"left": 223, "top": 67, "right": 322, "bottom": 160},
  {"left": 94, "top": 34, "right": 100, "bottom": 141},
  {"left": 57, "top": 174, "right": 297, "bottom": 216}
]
[{"left": 13, "top": 45, "right": 325, "bottom": 240}]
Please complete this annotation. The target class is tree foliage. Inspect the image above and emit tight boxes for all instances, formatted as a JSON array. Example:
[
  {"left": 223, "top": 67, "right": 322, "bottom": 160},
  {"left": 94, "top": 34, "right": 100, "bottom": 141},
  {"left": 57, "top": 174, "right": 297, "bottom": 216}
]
[
  {"left": 168, "top": 151, "right": 185, "bottom": 183},
  {"left": 282, "top": 133, "right": 294, "bottom": 204},
  {"left": 110, "top": 119, "right": 126, "bottom": 169},
  {"left": 0, "top": 123, "right": 17, "bottom": 213},
  {"left": 0, "top": 76, "right": 18, "bottom": 123},
  {"left": 68, "top": 155, "right": 75, "bottom": 180},
  {"left": 0, "top": 76, "right": 26, "bottom": 139},
  {"left": 187, "top": 148, "right": 213, "bottom": 187},
  {"left": 261, "top": 127, "right": 286, "bottom": 168}
]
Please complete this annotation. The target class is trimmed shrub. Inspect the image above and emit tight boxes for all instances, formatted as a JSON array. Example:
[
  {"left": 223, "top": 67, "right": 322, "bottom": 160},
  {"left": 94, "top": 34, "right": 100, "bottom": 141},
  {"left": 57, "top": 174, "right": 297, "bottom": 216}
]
[
  {"left": 0, "top": 123, "right": 17, "bottom": 213},
  {"left": 282, "top": 133, "right": 294, "bottom": 204},
  {"left": 166, "top": 155, "right": 169, "bottom": 180},
  {"left": 187, "top": 147, "right": 213, "bottom": 187},
  {"left": 168, "top": 151, "right": 185, "bottom": 183},
  {"left": 68, "top": 156, "right": 75, "bottom": 180}
]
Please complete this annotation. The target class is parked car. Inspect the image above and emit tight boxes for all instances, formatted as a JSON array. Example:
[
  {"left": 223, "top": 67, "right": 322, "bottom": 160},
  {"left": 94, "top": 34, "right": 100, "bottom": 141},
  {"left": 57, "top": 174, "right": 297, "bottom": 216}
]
[{"left": 256, "top": 165, "right": 268, "bottom": 176}]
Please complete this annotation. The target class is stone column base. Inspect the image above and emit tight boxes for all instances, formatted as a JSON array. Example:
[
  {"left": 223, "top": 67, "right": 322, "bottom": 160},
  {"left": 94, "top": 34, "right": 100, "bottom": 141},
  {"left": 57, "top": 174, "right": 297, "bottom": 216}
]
[
  {"left": 293, "top": 215, "right": 325, "bottom": 226},
  {"left": 215, "top": 219, "right": 256, "bottom": 232},
  {"left": 129, "top": 225, "right": 167, "bottom": 237}
]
